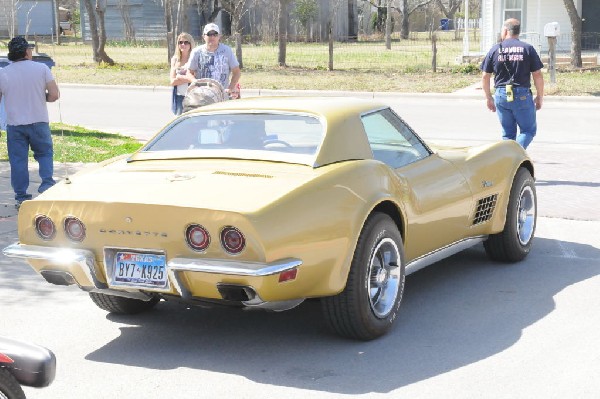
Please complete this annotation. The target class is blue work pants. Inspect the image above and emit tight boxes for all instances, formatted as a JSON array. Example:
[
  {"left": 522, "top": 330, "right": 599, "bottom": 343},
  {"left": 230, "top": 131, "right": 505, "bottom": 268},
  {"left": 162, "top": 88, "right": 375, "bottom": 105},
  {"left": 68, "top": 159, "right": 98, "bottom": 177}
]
[
  {"left": 7, "top": 122, "right": 55, "bottom": 202},
  {"left": 494, "top": 86, "right": 537, "bottom": 149}
]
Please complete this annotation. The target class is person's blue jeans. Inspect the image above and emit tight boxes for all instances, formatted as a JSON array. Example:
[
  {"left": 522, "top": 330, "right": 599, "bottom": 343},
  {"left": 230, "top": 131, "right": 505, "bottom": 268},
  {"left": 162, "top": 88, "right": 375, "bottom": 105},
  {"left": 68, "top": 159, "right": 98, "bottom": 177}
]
[
  {"left": 174, "top": 94, "right": 184, "bottom": 115},
  {"left": 7, "top": 122, "right": 55, "bottom": 202},
  {"left": 494, "top": 86, "right": 537, "bottom": 149},
  {"left": 171, "top": 86, "right": 184, "bottom": 115}
]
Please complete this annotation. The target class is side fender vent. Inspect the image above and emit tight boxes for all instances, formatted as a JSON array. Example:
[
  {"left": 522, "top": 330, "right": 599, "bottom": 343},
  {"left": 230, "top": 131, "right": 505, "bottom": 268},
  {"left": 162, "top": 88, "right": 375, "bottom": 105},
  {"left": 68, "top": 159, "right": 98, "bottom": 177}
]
[{"left": 473, "top": 194, "right": 498, "bottom": 225}]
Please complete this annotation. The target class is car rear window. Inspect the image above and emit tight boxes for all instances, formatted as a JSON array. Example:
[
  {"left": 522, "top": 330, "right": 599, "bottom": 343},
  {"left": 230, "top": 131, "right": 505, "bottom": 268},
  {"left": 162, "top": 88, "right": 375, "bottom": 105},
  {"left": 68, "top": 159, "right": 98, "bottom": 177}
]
[{"left": 141, "top": 113, "right": 324, "bottom": 164}]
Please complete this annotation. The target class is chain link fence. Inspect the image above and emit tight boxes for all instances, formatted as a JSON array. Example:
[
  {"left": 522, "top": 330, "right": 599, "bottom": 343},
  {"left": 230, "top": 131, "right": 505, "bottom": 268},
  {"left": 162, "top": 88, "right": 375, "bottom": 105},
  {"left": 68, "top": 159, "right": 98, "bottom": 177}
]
[{"left": 224, "top": 30, "right": 483, "bottom": 73}]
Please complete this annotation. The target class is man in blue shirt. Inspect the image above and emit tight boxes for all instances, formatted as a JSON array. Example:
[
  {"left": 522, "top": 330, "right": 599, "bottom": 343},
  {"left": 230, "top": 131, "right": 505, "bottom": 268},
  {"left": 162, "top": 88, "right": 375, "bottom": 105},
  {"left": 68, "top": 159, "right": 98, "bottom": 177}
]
[{"left": 481, "top": 18, "right": 544, "bottom": 149}]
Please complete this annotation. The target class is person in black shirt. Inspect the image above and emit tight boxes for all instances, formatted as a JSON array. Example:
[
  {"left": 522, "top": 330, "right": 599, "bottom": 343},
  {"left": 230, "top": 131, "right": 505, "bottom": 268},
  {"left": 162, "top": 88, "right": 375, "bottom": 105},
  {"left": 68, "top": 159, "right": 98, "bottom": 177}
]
[{"left": 481, "top": 18, "right": 544, "bottom": 149}]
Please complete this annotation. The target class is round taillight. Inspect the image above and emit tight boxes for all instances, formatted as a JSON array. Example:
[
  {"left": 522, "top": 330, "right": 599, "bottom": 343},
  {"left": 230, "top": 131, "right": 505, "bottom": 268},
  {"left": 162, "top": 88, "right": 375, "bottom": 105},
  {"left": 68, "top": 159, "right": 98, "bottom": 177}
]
[
  {"left": 64, "top": 217, "right": 86, "bottom": 242},
  {"left": 34, "top": 215, "right": 56, "bottom": 240},
  {"left": 220, "top": 226, "right": 245, "bottom": 254},
  {"left": 185, "top": 224, "right": 210, "bottom": 252}
]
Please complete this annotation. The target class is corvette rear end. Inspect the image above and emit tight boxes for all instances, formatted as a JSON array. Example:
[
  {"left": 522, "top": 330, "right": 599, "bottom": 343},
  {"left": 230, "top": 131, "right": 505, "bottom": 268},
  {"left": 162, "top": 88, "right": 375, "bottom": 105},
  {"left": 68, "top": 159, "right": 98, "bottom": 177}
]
[{"left": 4, "top": 156, "right": 365, "bottom": 312}]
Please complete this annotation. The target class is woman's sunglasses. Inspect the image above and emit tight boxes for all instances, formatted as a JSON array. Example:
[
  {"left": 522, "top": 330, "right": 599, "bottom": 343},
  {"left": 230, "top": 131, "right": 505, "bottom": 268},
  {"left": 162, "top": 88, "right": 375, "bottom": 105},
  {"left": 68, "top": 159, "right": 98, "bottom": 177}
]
[{"left": 178, "top": 40, "right": 190, "bottom": 45}]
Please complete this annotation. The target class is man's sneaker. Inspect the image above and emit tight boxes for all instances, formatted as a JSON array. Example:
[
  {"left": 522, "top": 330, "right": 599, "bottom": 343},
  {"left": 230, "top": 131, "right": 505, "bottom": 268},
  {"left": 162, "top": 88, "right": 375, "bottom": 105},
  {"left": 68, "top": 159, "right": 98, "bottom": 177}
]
[{"left": 15, "top": 199, "right": 27, "bottom": 209}]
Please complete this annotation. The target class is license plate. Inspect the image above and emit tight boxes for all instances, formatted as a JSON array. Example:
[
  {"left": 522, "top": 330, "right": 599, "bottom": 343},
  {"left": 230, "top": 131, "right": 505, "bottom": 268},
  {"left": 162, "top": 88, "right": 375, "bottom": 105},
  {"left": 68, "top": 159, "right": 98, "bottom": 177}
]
[{"left": 113, "top": 251, "right": 168, "bottom": 289}]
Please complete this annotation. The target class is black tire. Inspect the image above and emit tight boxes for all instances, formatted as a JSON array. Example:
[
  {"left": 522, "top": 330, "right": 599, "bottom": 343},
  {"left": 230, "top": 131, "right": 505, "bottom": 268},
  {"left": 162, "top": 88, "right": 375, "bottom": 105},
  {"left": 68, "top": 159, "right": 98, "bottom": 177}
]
[
  {"left": 321, "top": 213, "right": 405, "bottom": 340},
  {"left": 0, "top": 367, "right": 26, "bottom": 399},
  {"left": 89, "top": 292, "right": 160, "bottom": 314},
  {"left": 484, "top": 167, "right": 537, "bottom": 262}
]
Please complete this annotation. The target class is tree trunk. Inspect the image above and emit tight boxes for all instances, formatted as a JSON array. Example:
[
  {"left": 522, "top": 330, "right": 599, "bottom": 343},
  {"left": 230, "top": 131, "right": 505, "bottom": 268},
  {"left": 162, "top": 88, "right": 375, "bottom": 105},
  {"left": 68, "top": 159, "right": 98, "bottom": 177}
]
[
  {"left": 347, "top": 0, "right": 357, "bottom": 41},
  {"left": 562, "top": 0, "right": 582, "bottom": 68},
  {"left": 220, "top": 0, "right": 247, "bottom": 68},
  {"left": 328, "top": 20, "right": 333, "bottom": 71},
  {"left": 235, "top": 31, "right": 243, "bottom": 69},
  {"left": 119, "top": 0, "right": 136, "bottom": 43},
  {"left": 278, "top": 0, "right": 289, "bottom": 66},
  {"left": 385, "top": 0, "right": 391, "bottom": 49},
  {"left": 82, "top": 0, "right": 101, "bottom": 62},
  {"left": 230, "top": 12, "right": 243, "bottom": 69},
  {"left": 164, "top": 0, "right": 174, "bottom": 62},
  {"left": 54, "top": 0, "right": 61, "bottom": 44},
  {"left": 400, "top": 0, "right": 409, "bottom": 39},
  {"left": 95, "top": 0, "right": 115, "bottom": 64},
  {"left": 431, "top": 32, "right": 437, "bottom": 72}
]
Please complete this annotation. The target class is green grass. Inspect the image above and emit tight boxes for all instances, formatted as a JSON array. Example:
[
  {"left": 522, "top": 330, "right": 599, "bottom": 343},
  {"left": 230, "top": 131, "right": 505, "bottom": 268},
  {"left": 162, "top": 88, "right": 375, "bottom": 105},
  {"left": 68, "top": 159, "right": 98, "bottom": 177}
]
[
  {"left": 0, "top": 123, "right": 143, "bottom": 163},
  {"left": 0, "top": 39, "right": 595, "bottom": 95},
  {"left": 1, "top": 38, "right": 598, "bottom": 163}
]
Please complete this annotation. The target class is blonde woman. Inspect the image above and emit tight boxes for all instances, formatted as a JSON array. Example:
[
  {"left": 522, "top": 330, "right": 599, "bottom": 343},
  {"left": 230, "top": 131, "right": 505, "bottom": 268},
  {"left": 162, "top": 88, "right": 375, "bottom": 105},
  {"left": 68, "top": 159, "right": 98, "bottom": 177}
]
[{"left": 170, "top": 32, "right": 195, "bottom": 115}]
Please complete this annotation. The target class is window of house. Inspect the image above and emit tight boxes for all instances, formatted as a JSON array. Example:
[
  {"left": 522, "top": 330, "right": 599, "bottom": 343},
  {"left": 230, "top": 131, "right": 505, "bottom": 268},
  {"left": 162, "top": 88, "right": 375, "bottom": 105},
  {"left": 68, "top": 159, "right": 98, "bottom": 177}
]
[{"left": 504, "top": 0, "right": 524, "bottom": 22}]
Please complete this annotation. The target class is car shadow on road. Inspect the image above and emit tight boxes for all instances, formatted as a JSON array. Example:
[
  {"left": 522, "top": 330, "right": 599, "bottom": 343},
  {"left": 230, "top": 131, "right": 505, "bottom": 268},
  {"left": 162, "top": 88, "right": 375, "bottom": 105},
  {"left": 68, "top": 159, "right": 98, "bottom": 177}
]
[{"left": 80, "top": 237, "right": 600, "bottom": 395}]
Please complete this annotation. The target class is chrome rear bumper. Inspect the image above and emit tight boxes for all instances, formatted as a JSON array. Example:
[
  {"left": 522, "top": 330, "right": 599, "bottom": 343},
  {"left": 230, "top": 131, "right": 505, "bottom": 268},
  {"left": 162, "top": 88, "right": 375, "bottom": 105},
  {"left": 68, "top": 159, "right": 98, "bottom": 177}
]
[{"left": 3, "top": 243, "right": 304, "bottom": 311}]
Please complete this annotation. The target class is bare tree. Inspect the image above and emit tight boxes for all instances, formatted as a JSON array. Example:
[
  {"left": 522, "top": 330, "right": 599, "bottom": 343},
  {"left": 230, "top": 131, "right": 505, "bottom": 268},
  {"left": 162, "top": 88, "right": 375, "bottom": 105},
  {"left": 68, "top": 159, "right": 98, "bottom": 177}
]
[
  {"left": 347, "top": 0, "right": 358, "bottom": 40},
  {"left": 278, "top": 0, "right": 292, "bottom": 66},
  {"left": 562, "top": 0, "right": 582, "bottom": 68},
  {"left": 118, "top": 0, "right": 136, "bottom": 42},
  {"left": 82, "top": 0, "right": 114, "bottom": 64},
  {"left": 397, "top": 0, "right": 435, "bottom": 39},
  {"left": 220, "top": 0, "right": 250, "bottom": 69},
  {"left": 24, "top": 1, "right": 37, "bottom": 38},
  {"left": 54, "top": 0, "right": 61, "bottom": 44},
  {"left": 385, "top": 0, "right": 391, "bottom": 49},
  {"left": 165, "top": 0, "right": 218, "bottom": 62},
  {"left": 190, "top": 0, "right": 220, "bottom": 23},
  {"left": 2, "top": 0, "right": 17, "bottom": 38},
  {"left": 164, "top": 0, "right": 174, "bottom": 61},
  {"left": 327, "top": 0, "right": 344, "bottom": 70},
  {"left": 436, "top": 0, "right": 460, "bottom": 38},
  {"left": 436, "top": 0, "right": 460, "bottom": 21}
]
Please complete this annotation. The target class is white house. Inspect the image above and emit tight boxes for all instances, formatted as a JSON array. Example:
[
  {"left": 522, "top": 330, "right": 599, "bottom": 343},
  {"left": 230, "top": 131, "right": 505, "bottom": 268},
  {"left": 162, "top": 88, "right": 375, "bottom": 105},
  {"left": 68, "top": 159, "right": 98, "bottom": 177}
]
[{"left": 480, "top": 0, "right": 600, "bottom": 53}]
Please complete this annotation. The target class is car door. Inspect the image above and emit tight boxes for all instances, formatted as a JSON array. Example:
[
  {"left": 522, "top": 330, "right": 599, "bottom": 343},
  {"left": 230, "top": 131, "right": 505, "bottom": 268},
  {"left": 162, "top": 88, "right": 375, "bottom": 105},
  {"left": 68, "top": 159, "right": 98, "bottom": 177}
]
[{"left": 361, "top": 108, "right": 474, "bottom": 262}]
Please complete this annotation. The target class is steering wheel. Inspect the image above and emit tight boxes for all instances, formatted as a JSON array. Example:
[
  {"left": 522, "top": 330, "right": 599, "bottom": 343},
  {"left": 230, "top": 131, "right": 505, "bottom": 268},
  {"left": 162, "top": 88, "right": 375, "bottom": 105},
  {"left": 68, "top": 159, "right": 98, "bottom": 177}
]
[{"left": 263, "top": 139, "right": 292, "bottom": 148}]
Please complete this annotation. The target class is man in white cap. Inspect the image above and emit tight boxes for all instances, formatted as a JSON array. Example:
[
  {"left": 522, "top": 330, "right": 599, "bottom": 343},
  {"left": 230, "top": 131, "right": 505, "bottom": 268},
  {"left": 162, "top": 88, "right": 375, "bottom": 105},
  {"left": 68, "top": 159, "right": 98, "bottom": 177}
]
[
  {"left": 186, "top": 22, "right": 241, "bottom": 99},
  {"left": 0, "top": 36, "right": 60, "bottom": 208}
]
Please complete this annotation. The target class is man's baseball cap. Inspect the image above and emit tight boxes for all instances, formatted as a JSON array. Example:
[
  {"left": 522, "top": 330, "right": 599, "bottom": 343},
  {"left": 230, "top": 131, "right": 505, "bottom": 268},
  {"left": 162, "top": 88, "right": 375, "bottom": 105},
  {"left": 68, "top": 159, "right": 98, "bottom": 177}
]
[
  {"left": 203, "top": 23, "right": 220, "bottom": 35},
  {"left": 8, "top": 36, "right": 35, "bottom": 53}
]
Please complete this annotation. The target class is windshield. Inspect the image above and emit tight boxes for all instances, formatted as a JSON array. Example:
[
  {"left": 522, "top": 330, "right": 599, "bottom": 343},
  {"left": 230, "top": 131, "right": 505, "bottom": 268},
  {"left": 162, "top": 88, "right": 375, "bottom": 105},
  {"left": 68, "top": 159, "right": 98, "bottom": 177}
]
[{"left": 139, "top": 112, "right": 324, "bottom": 166}]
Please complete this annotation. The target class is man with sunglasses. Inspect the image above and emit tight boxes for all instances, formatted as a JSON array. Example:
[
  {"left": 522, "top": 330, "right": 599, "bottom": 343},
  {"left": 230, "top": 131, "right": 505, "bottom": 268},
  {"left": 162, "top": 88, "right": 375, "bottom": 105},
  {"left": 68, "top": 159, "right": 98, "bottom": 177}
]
[{"left": 186, "top": 23, "right": 241, "bottom": 99}]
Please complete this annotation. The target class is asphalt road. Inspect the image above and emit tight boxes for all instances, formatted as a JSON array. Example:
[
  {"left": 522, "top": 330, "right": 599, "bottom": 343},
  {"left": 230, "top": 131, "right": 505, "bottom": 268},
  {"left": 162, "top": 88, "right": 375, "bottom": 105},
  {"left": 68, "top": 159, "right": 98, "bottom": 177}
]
[{"left": 0, "top": 85, "right": 599, "bottom": 398}]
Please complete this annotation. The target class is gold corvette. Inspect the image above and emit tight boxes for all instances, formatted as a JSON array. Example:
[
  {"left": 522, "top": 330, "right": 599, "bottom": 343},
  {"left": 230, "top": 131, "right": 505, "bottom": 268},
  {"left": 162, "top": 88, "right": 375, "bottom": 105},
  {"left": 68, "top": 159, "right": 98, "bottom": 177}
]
[{"left": 3, "top": 97, "right": 536, "bottom": 340}]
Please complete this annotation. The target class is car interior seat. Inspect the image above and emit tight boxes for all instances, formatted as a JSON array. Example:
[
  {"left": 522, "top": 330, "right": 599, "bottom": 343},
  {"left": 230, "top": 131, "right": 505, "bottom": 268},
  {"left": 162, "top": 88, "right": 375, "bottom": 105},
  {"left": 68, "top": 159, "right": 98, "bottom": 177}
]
[{"left": 223, "top": 120, "right": 266, "bottom": 149}]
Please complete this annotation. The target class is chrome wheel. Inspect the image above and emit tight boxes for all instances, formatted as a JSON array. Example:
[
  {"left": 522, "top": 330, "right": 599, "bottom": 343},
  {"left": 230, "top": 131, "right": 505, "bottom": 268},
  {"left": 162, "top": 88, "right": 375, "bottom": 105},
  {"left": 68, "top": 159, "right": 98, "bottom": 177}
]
[
  {"left": 484, "top": 167, "right": 537, "bottom": 263},
  {"left": 321, "top": 213, "right": 405, "bottom": 340},
  {"left": 368, "top": 238, "right": 401, "bottom": 318},
  {"left": 517, "top": 185, "right": 536, "bottom": 245}
]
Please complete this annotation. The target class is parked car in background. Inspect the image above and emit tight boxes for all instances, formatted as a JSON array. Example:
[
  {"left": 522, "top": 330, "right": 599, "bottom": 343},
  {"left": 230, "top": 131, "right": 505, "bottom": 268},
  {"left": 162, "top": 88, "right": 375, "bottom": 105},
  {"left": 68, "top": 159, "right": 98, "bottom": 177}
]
[
  {"left": 0, "top": 336, "right": 56, "bottom": 399},
  {"left": 3, "top": 97, "right": 537, "bottom": 340}
]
